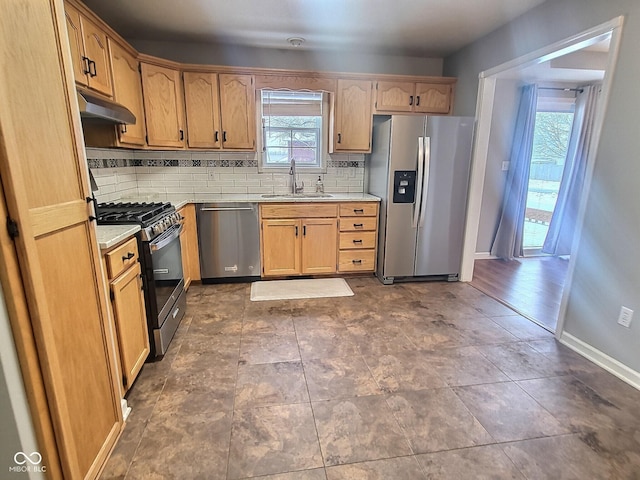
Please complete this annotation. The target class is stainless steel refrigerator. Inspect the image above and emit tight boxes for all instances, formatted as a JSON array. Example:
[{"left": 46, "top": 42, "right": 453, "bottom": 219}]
[{"left": 367, "top": 115, "right": 474, "bottom": 284}]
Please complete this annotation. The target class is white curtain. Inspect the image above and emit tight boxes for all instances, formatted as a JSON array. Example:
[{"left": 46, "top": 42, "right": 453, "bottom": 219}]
[
  {"left": 491, "top": 84, "right": 538, "bottom": 260},
  {"left": 542, "top": 85, "right": 600, "bottom": 255}
]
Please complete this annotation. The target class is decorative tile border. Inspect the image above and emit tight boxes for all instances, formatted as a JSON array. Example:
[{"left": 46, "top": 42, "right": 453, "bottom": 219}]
[{"left": 88, "top": 158, "right": 363, "bottom": 169}]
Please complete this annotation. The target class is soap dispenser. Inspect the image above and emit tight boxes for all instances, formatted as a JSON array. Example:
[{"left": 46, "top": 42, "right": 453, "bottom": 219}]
[{"left": 315, "top": 176, "right": 324, "bottom": 193}]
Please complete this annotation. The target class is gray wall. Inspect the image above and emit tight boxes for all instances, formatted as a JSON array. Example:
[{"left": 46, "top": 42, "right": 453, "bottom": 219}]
[
  {"left": 444, "top": 0, "right": 640, "bottom": 372},
  {"left": 130, "top": 40, "right": 444, "bottom": 76},
  {"left": 0, "top": 284, "right": 41, "bottom": 479},
  {"left": 476, "top": 78, "right": 520, "bottom": 253}
]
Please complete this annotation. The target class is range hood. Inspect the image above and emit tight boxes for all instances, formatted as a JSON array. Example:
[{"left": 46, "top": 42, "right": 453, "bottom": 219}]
[{"left": 77, "top": 88, "right": 136, "bottom": 125}]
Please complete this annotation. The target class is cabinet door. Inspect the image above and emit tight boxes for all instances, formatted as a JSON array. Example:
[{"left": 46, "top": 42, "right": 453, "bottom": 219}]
[
  {"left": 64, "top": 3, "right": 88, "bottom": 87},
  {"left": 111, "top": 262, "right": 149, "bottom": 390},
  {"left": 414, "top": 83, "right": 452, "bottom": 114},
  {"left": 261, "top": 219, "right": 300, "bottom": 276},
  {"left": 0, "top": 1, "right": 122, "bottom": 477},
  {"left": 184, "top": 72, "right": 222, "bottom": 148},
  {"left": 333, "top": 79, "right": 373, "bottom": 152},
  {"left": 301, "top": 218, "right": 337, "bottom": 274},
  {"left": 178, "top": 204, "right": 200, "bottom": 289},
  {"left": 109, "top": 40, "right": 146, "bottom": 146},
  {"left": 141, "top": 63, "right": 185, "bottom": 147},
  {"left": 219, "top": 74, "right": 256, "bottom": 150},
  {"left": 375, "top": 81, "right": 415, "bottom": 113},
  {"left": 81, "top": 15, "right": 113, "bottom": 96}
]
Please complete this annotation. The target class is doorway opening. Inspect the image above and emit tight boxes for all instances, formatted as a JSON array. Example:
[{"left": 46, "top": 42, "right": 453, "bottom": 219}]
[{"left": 461, "top": 17, "right": 623, "bottom": 334}]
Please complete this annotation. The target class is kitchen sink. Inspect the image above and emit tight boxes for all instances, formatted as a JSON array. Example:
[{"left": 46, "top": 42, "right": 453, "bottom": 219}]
[{"left": 261, "top": 193, "right": 333, "bottom": 198}]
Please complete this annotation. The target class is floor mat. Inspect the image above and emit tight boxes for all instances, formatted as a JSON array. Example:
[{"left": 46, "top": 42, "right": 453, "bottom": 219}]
[{"left": 250, "top": 278, "right": 354, "bottom": 301}]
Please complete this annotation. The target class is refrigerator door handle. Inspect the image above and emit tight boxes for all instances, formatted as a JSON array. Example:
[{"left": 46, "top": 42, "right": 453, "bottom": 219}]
[
  {"left": 413, "top": 136, "right": 425, "bottom": 228},
  {"left": 418, "top": 137, "right": 431, "bottom": 227}
]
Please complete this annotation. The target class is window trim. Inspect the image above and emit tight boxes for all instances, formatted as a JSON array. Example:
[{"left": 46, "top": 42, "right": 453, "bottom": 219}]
[{"left": 257, "top": 89, "right": 329, "bottom": 174}]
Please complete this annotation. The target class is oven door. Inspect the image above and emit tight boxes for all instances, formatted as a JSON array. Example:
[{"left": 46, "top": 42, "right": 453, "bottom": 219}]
[{"left": 150, "top": 223, "right": 184, "bottom": 324}]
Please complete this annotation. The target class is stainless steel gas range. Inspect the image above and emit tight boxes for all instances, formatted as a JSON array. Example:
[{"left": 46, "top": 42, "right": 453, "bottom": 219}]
[{"left": 96, "top": 202, "right": 185, "bottom": 358}]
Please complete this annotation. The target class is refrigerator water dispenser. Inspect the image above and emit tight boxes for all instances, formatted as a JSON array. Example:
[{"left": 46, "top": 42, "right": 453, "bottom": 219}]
[{"left": 393, "top": 170, "right": 416, "bottom": 203}]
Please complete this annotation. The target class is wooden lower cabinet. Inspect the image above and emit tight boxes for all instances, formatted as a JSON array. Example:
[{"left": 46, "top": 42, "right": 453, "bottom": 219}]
[
  {"left": 260, "top": 202, "right": 378, "bottom": 277},
  {"left": 102, "top": 237, "right": 149, "bottom": 391},
  {"left": 178, "top": 204, "right": 200, "bottom": 289},
  {"left": 338, "top": 202, "right": 379, "bottom": 273}
]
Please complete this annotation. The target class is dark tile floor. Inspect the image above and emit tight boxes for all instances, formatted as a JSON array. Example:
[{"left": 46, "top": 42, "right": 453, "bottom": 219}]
[{"left": 100, "top": 278, "right": 640, "bottom": 479}]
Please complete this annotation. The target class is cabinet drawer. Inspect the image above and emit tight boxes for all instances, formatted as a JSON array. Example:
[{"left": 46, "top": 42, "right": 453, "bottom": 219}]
[
  {"left": 340, "top": 217, "right": 377, "bottom": 232},
  {"left": 261, "top": 203, "right": 337, "bottom": 219},
  {"left": 105, "top": 237, "right": 139, "bottom": 279},
  {"left": 338, "top": 249, "right": 376, "bottom": 272},
  {"left": 339, "top": 231, "right": 377, "bottom": 250},
  {"left": 339, "top": 202, "right": 378, "bottom": 217}
]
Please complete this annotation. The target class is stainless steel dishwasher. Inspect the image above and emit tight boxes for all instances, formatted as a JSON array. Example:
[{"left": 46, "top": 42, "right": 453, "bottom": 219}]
[{"left": 196, "top": 202, "right": 261, "bottom": 279}]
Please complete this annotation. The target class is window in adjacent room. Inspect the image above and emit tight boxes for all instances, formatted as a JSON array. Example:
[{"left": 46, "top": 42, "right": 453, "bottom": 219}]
[{"left": 258, "top": 89, "right": 328, "bottom": 172}]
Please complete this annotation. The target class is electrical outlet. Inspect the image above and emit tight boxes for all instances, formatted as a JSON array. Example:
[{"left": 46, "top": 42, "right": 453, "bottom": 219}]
[{"left": 617, "top": 306, "right": 633, "bottom": 328}]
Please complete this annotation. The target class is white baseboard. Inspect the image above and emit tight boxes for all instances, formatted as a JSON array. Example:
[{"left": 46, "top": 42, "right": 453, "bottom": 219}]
[
  {"left": 559, "top": 332, "right": 640, "bottom": 390},
  {"left": 121, "top": 398, "right": 132, "bottom": 421},
  {"left": 474, "top": 252, "right": 499, "bottom": 260}
]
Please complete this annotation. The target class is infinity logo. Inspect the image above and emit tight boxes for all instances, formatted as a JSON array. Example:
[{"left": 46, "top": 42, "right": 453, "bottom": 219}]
[{"left": 14, "top": 452, "right": 42, "bottom": 465}]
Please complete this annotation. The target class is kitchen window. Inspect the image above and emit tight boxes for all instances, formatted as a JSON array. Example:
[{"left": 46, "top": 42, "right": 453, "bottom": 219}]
[{"left": 258, "top": 89, "right": 328, "bottom": 172}]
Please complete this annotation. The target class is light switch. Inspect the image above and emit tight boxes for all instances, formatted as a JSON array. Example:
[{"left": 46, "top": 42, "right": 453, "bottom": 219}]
[{"left": 502, "top": 161, "right": 510, "bottom": 171}]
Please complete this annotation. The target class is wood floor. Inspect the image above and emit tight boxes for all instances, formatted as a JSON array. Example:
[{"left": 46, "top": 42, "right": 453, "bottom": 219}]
[{"left": 471, "top": 256, "right": 569, "bottom": 332}]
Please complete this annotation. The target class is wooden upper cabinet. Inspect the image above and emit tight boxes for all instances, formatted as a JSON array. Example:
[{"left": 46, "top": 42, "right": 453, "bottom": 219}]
[
  {"left": 109, "top": 39, "right": 146, "bottom": 146},
  {"left": 375, "top": 81, "right": 415, "bottom": 113},
  {"left": 218, "top": 74, "right": 256, "bottom": 150},
  {"left": 374, "top": 80, "right": 452, "bottom": 115},
  {"left": 183, "top": 72, "right": 222, "bottom": 148},
  {"left": 141, "top": 62, "right": 185, "bottom": 148},
  {"left": 414, "top": 83, "right": 452, "bottom": 114},
  {"left": 64, "top": 3, "right": 112, "bottom": 96},
  {"left": 332, "top": 79, "right": 373, "bottom": 153}
]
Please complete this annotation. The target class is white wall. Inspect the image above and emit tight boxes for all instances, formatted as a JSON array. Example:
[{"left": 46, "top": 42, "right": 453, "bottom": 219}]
[
  {"left": 475, "top": 78, "right": 520, "bottom": 254},
  {"left": 444, "top": 0, "right": 640, "bottom": 374},
  {"left": 130, "top": 40, "right": 444, "bottom": 76}
]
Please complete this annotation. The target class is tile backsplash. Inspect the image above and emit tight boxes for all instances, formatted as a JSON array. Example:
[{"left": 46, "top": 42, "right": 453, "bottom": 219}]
[{"left": 87, "top": 149, "right": 366, "bottom": 202}]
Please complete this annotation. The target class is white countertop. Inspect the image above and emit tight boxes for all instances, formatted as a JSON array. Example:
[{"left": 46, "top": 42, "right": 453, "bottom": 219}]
[
  {"left": 95, "top": 193, "right": 379, "bottom": 248},
  {"left": 96, "top": 224, "right": 141, "bottom": 250},
  {"left": 119, "top": 193, "right": 381, "bottom": 210}
]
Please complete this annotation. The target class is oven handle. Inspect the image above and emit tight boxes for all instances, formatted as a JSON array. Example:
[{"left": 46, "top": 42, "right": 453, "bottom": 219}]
[
  {"left": 200, "top": 207, "right": 254, "bottom": 211},
  {"left": 150, "top": 224, "right": 183, "bottom": 253}
]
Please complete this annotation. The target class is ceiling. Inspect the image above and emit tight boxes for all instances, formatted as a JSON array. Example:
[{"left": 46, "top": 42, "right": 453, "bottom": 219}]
[{"left": 82, "top": 0, "right": 548, "bottom": 57}]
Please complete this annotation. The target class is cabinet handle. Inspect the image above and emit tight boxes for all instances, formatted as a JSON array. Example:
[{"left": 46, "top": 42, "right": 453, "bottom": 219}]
[
  {"left": 215, "top": 131, "right": 219, "bottom": 142},
  {"left": 121, "top": 124, "right": 127, "bottom": 134},
  {"left": 352, "top": 239, "right": 363, "bottom": 244},
  {"left": 88, "top": 59, "right": 97, "bottom": 77},
  {"left": 295, "top": 226, "right": 298, "bottom": 237},
  {"left": 416, "top": 96, "right": 421, "bottom": 106},
  {"left": 352, "top": 259, "right": 362, "bottom": 264},
  {"left": 337, "top": 133, "right": 342, "bottom": 144},
  {"left": 353, "top": 208, "right": 364, "bottom": 214},
  {"left": 122, "top": 252, "right": 135, "bottom": 261},
  {"left": 303, "top": 225, "right": 306, "bottom": 236},
  {"left": 409, "top": 95, "right": 414, "bottom": 106},
  {"left": 353, "top": 223, "right": 364, "bottom": 228},
  {"left": 223, "top": 131, "right": 227, "bottom": 142},
  {"left": 179, "top": 129, "right": 184, "bottom": 141},
  {"left": 82, "top": 56, "right": 90, "bottom": 75}
]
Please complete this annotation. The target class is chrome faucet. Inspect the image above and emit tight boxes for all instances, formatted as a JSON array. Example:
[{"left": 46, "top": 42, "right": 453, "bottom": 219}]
[{"left": 289, "top": 158, "right": 304, "bottom": 194}]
